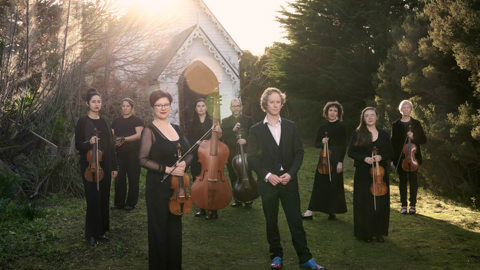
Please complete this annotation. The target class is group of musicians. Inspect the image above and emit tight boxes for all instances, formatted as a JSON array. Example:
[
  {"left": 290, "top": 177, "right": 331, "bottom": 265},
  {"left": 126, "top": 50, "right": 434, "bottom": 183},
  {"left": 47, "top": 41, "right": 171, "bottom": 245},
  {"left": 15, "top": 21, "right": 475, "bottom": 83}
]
[{"left": 75, "top": 87, "right": 426, "bottom": 269}]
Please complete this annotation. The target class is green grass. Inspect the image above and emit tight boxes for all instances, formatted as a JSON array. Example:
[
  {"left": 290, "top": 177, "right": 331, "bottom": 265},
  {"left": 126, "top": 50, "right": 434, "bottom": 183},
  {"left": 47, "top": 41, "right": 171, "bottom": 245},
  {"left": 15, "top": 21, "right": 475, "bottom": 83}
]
[{"left": 1, "top": 145, "right": 479, "bottom": 269}]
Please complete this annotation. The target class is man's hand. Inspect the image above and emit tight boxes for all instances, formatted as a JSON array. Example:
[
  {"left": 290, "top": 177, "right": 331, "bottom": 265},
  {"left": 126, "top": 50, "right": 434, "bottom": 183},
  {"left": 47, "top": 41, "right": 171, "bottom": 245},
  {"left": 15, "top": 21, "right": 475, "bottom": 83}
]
[
  {"left": 279, "top": 173, "right": 291, "bottom": 185},
  {"left": 267, "top": 174, "right": 282, "bottom": 186}
]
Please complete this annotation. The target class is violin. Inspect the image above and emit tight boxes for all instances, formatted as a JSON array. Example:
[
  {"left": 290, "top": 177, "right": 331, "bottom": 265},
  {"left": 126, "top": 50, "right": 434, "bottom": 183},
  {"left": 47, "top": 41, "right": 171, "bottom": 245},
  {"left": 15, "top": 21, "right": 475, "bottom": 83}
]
[
  {"left": 369, "top": 146, "right": 388, "bottom": 197},
  {"left": 84, "top": 128, "right": 104, "bottom": 191},
  {"left": 231, "top": 131, "right": 259, "bottom": 202},
  {"left": 190, "top": 93, "right": 233, "bottom": 210},
  {"left": 401, "top": 125, "right": 418, "bottom": 172},
  {"left": 317, "top": 132, "right": 333, "bottom": 181},
  {"left": 168, "top": 143, "right": 192, "bottom": 215}
]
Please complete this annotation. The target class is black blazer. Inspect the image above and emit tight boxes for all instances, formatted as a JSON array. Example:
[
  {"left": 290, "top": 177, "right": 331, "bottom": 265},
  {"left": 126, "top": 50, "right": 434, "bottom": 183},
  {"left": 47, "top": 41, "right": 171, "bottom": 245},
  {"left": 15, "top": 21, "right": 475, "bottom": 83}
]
[{"left": 247, "top": 118, "right": 304, "bottom": 195}]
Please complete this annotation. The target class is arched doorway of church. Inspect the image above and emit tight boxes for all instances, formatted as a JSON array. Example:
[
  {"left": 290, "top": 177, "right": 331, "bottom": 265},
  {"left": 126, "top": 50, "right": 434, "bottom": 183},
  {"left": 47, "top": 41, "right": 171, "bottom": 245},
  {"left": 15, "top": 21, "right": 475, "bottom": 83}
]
[{"left": 178, "top": 60, "right": 220, "bottom": 134}]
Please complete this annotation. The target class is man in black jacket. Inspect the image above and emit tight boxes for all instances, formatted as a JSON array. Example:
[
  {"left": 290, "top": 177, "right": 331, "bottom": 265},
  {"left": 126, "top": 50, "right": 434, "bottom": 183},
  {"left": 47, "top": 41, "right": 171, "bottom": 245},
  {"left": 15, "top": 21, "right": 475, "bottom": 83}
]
[
  {"left": 221, "top": 98, "right": 253, "bottom": 207},
  {"left": 247, "top": 87, "right": 324, "bottom": 270}
]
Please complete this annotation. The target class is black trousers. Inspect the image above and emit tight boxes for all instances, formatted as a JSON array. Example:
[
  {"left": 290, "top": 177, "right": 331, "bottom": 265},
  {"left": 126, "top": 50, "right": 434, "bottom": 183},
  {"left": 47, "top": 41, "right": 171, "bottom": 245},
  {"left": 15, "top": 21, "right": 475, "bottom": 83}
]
[
  {"left": 82, "top": 166, "right": 111, "bottom": 238},
  {"left": 114, "top": 150, "right": 140, "bottom": 208},
  {"left": 261, "top": 183, "right": 312, "bottom": 264},
  {"left": 398, "top": 168, "right": 418, "bottom": 207}
]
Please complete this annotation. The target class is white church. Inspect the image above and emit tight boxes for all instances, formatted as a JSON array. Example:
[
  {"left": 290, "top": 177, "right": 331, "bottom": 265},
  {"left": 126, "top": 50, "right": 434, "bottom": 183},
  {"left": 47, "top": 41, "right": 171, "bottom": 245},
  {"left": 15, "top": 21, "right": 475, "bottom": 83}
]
[{"left": 137, "top": 0, "right": 243, "bottom": 129}]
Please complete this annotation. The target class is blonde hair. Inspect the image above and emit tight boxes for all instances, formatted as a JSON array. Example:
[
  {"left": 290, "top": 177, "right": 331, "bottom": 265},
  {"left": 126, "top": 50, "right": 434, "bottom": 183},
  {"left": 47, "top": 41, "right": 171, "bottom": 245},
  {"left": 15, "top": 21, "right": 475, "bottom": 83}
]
[
  {"left": 398, "top": 100, "right": 413, "bottom": 113},
  {"left": 260, "top": 87, "right": 286, "bottom": 112}
]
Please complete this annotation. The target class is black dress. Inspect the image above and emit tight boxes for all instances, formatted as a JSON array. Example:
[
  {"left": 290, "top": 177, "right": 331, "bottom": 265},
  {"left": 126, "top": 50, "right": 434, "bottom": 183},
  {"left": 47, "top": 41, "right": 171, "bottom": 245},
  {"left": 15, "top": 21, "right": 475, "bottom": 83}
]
[
  {"left": 75, "top": 116, "right": 117, "bottom": 239},
  {"left": 307, "top": 120, "right": 347, "bottom": 214},
  {"left": 348, "top": 129, "right": 393, "bottom": 240},
  {"left": 111, "top": 115, "right": 144, "bottom": 208},
  {"left": 139, "top": 123, "right": 192, "bottom": 270},
  {"left": 187, "top": 116, "right": 212, "bottom": 180}
]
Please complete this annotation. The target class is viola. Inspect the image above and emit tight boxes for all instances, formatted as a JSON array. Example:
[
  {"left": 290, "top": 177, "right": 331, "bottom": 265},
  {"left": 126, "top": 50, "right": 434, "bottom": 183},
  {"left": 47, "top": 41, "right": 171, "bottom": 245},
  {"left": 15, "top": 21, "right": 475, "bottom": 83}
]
[
  {"left": 168, "top": 143, "right": 193, "bottom": 215},
  {"left": 317, "top": 132, "right": 333, "bottom": 181},
  {"left": 231, "top": 131, "right": 259, "bottom": 202},
  {"left": 401, "top": 125, "right": 418, "bottom": 172},
  {"left": 190, "top": 93, "right": 233, "bottom": 210},
  {"left": 369, "top": 146, "right": 388, "bottom": 197},
  {"left": 84, "top": 128, "right": 104, "bottom": 191}
]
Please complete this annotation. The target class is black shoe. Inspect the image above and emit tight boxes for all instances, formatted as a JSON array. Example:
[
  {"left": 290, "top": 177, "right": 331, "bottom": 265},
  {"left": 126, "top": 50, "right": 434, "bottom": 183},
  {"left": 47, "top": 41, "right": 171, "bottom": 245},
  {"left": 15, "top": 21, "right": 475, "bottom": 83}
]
[
  {"left": 301, "top": 213, "right": 313, "bottom": 220},
  {"left": 87, "top": 236, "right": 98, "bottom": 246},
  {"left": 97, "top": 234, "right": 109, "bottom": 241},
  {"left": 124, "top": 205, "right": 134, "bottom": 211},
  {"left": 111, "top": 205, "right": 123, "bottom": 210},
  {"left": 231, "top": 201, "right": 241, "bottom": 207},
  {"left": 328, "top": 214, "right": 336, "bottom": 220},
  {"left": 244, "top": 202, "right": 253, "bottom": 209},
  {"left": 205, "top": 210, "right": 218, "bottom": 220},
  {"left": 195, "top": 209, "right": 206, "bottom": 217},
  {"left": 376, "top": 235, "right": 385, "bottom": 243}
]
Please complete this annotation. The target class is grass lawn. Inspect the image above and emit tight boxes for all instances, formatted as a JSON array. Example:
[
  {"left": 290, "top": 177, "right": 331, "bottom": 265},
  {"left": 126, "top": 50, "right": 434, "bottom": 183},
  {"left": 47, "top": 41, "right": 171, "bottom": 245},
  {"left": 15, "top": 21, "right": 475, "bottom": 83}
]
[{"left": 1, "top": 145, "right": 479, "bottom": 269}]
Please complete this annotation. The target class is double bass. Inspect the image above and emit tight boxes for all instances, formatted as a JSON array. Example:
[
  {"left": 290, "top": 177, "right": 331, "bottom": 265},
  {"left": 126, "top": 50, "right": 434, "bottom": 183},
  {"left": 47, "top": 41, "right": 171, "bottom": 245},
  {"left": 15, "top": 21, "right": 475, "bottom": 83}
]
[
  {"left": 169, "top": 143, "right": 192, "bottom": 215},
  {"left": 401, "top": 125, "right": 418, "bottom": 172},
  {"left": 84, "top": 128, "right": 104, "bottom": 191},
  {"left": 317, "top": 132, "right": 333, "bottom": 182},
  {"left": 231, "top": 131, "right": 259, "bottom": 202},
  {"left": 190, "top": 94, "right": 233, "bottom": 210}
]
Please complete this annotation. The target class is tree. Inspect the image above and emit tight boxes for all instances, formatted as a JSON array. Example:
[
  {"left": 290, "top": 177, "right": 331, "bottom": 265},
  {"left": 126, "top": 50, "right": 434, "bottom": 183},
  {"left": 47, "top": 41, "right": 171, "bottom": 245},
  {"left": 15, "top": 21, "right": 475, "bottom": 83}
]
[{"left": 266, "top": 0, "right": 410, "bottom": 136}]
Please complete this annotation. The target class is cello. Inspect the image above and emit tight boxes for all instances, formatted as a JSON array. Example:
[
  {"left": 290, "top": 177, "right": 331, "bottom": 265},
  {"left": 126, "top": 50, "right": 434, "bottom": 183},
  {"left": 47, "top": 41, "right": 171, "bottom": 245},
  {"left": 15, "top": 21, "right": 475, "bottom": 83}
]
[
  {"left": 401, "top": 125, "right": 418, "bottom": 172},
  {"left": 370, "top": 146, "right": 388, "bottom": 210},
  {"left": 168, "top": 143, "right": 193, "bottom": 215},
  {"left": 317, "top": 132, "right": 333, "bottom": 182},
  {"left": 190, "top": 93, "right": 233, "bottom": 210},
  {"left": 84, "top": 128, "right": 104, "bottom": 191},
  {"left": 231, "top": 131, "right": 259, "bottom": 202}
]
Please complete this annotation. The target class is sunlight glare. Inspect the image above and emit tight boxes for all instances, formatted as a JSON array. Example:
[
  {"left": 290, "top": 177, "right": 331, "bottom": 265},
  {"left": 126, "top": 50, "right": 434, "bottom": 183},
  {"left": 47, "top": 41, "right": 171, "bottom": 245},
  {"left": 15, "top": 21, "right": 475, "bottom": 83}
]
[{"left": 115, "top": 0, "right": 182, "bottom": 16}]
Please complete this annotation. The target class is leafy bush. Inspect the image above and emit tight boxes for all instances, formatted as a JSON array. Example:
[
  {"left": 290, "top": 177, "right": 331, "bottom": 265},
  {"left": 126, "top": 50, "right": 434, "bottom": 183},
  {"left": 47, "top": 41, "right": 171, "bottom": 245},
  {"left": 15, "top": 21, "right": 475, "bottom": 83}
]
[{"left": 416, "top": 102, "right": 480, "bottom": 209}]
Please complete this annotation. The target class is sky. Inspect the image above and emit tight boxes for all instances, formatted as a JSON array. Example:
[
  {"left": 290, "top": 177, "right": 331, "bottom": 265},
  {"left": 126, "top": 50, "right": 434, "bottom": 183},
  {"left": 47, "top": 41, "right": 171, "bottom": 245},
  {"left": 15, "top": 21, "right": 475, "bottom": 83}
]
[
  {"left": 114, "top": 0, "right": 292, "bottom": 56},
  {"left": 202, "top": 0, "right": 292, "bottom": 55}
]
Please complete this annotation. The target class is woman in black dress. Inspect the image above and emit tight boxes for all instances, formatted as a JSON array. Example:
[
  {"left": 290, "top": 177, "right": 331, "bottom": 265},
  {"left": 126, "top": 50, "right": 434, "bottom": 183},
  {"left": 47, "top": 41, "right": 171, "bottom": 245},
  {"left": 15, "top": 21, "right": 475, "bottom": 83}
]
[
  {"left": 139, "top": 90, "right": 192, "bottom": 270},
  {"left": 111, "top": 98, "right": 144, "bottom": 210},
  {"left": 302, "top": 101, "right": 347, "bottom": 220},
  {"left": 75, "top": 88, "right": 118, "bottom": 246},
  {"left": 187, "top": 98, "right": 221, "bottom": 220},
  {"left": 348, "top": 107, "right": 393, "bottom": 242},
  {"left": 390, "top": 100, "right": 426, "bottom": 214}
]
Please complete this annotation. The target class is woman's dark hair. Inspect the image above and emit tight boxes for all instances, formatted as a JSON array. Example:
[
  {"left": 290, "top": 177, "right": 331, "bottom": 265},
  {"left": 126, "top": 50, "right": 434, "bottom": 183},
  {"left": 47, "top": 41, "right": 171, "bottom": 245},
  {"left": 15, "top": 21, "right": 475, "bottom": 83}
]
[
  {"left": 191, "top": 98, "right": 210, "bottom": 127},
  {"left": 323, "top": 101, "right": 343, "bottom": 121},
  {"left": 85, "top": 88, "right": 100, "bottom": 103},
  {"left": 149, "top": 90, "right": 172, "bottom": 107},
  {"left": 355, "top": 107, "right": 377, "bottom": 147}
]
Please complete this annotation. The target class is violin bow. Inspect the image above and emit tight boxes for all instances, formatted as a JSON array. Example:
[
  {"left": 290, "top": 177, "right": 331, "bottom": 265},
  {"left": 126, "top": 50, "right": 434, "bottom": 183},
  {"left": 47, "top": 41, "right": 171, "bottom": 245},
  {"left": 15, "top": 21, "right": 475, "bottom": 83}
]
[
  {"left": 160, "top": 126, "right": 213, "bottom": 183},
  {"left": 95, "top": 136, "right": 100, "bottom": 191},
  {"left": 325, "top": 133, "right": 332, "bottom": 183},
  {"left": 371, "top": 150, "right": 376, "bottom": 211}
]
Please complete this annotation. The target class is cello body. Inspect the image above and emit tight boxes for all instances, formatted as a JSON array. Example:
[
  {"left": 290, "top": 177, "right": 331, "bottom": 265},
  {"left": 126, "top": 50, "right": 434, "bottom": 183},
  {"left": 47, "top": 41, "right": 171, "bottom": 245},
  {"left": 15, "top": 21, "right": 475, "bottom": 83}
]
[
  {"left": 190, "top": 94, "right": 232, "bottom": 210},
  {"left": 190, "top": 138, "right": 232, "bottom": 210},
  {"left": 231, "top": 133, "right": 259, "bottom": 202}
]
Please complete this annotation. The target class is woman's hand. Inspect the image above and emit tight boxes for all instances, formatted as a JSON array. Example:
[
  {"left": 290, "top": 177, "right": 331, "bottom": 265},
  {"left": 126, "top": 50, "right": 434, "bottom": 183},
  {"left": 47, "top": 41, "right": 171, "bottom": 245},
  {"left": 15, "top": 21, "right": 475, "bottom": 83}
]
[
  {"left": 89, "top": 136, "right": 99, "bottom": 144},
  {"left": 336, "top": 162, "right": 343, "bottom": 173}
]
